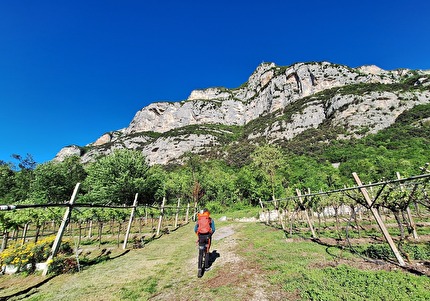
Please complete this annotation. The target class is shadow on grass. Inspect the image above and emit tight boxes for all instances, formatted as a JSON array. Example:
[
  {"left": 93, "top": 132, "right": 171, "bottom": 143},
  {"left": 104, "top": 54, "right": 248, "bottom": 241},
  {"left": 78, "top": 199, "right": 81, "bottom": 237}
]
[
  {"left": 0, "top": 250, "right": 131, "bottom": 301},
  {"left": 309, "top": 237, "right": 429, "bottom": 277},
  {"left": 80, "top": 249, "right": 130, "bottom": 267},
  {"left": 0, "top": 275, "right": 56, "bottom": 301}
]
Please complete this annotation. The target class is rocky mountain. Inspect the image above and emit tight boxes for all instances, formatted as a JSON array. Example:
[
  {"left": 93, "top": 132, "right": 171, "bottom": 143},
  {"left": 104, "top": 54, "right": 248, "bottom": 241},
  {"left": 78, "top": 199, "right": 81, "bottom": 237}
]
[{"left": 54, "top": 61, "right": 430, "bottom": 165}]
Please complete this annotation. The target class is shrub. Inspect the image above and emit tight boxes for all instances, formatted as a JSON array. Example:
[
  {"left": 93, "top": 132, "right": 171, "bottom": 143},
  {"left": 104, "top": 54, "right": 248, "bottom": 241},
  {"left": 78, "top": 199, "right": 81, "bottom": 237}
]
[
  {"left": 0, "top": 236, "right": 74, "bottom": 274},
  {"left": 48, "top": 255, "right": 79, "bottom": 275}
]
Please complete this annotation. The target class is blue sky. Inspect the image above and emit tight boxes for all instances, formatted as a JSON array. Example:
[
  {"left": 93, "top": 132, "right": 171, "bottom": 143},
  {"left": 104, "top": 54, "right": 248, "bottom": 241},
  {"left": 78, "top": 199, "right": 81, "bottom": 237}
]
[{"left": 1, "top": 0, "right": 429, "bottom": 166}]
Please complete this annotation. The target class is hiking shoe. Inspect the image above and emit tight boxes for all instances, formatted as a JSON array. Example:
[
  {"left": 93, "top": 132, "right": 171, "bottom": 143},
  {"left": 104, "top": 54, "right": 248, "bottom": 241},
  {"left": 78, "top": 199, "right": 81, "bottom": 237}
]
[
  {"left": 205, "top": 267, "right": 211, "bottom": 271},
  {"left": 197, "top": 269, "right": 203, "bottom": 278}
]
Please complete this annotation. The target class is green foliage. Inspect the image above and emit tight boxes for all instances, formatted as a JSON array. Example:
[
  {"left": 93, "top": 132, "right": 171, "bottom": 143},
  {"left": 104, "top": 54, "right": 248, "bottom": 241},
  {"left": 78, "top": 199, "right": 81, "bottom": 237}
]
[
  {"left": 355, "top": 243, "right": 430, "bottom": 261},
  {"left": 301, "top": 264, "right": 430, "bottom": 301},
  {"left": 30, "top": 156, "right": 86, "bottom": 204},
  {"left": 0, "top": 163, "right": 15, "bottom": 202},
  {"left": 84, "top": 149, "right": 150, "bottom": 205},
  {"left": 402, "top": 243, "right": 430, "bottom": 260}
]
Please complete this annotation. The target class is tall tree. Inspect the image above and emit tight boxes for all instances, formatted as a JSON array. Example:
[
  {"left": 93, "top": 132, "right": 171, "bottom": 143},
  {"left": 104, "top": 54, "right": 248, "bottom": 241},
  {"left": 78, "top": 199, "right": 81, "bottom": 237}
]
[
  {"left": 10, "top": 154, "right": 36, "bottom": 202},
  {"left": 30, "top": 156, "right": 86, "bottom": 204},
  {"left": 251, "top": 145, "right": 285, "bottom": 200},
  {"left": 0, "top": 163, "right": 15, "bottom": 202},
  {"left": 84, "top": 150, "right": 149, "bottom": 205}
]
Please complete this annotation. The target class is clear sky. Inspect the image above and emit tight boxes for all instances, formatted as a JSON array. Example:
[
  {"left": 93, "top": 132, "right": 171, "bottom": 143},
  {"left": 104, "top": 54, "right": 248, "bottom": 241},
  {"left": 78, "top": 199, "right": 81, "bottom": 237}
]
[{"left": 1, "top": 0, "right": 429, "bottom": 166}]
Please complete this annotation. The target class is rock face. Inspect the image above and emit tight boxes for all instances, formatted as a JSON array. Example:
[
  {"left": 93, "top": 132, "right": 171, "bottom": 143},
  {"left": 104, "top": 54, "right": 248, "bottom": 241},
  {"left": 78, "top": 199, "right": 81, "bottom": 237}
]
[{"left": 54, "top": 61, "right": 430, "bottom": 165}]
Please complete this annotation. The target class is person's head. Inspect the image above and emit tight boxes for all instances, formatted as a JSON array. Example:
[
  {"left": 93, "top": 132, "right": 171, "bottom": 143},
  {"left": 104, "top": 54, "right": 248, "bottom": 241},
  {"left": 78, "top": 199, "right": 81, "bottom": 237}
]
[{"left": 200, "top": 208, "right": 210, "bottom": 215}]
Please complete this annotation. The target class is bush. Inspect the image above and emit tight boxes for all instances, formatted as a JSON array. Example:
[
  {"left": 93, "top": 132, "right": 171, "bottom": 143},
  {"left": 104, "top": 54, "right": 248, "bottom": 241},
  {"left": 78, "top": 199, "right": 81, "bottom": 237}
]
[
  {"left": 0, "top": 236, "right": 74, "bottom": 274},
  {"left": 358, "top": 244, "right": 392, "bottom": 260},
  {"left": 402, "top": 244, "right": 430, "bottom": 260},
  {"left": 48, "top": 255, "right": 79, "bottom": 275}
]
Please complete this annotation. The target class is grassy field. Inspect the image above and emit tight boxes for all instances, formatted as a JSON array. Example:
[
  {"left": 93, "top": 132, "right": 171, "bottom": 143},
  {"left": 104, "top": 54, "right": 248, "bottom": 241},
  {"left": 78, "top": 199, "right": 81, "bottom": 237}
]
[{"left": 1, "top": 217, "right": 430, "bottom": 301}]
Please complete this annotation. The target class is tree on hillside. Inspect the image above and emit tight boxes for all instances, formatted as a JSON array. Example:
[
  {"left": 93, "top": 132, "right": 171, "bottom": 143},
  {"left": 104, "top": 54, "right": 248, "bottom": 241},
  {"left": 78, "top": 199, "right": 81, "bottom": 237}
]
[
  {"left": 199, "top": 160, "right": 238, "bottom": 207},
  {"left": 0, "top": 162, "right": 15, "bottom": 202},
  {"left": 251, "top": 145, "right": 285, "bottom": 200},
  {"left": 30, "top": 156, "right": 87, "bottom": 203},
  {"left": 141, "top": 165, "right": 169, "bottom": 203},
  {"left": 9, "top": 154, "right": 36, "bottom": 202},
  {"left": 184, "top": 153, "right": 204, "bottom": 214},
  {"left": 163, "top": 167, "right": 193, "bottom": 202},
  {"left": 84, "top": 150, "right": 149, "bottom": 205}
]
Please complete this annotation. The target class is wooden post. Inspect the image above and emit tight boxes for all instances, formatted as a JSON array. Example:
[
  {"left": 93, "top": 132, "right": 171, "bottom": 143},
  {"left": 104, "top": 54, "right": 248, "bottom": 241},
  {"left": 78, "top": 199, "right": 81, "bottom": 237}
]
[
  {"left": 259, "top": 199, "right": 267, "bottom": 224},
  {"left": 396, "top": 172, "right": 418, "bottom": 239},
  {"left": 87, "top": 220, "right": 93, "bottom": 238},
  {"left": 274, "top": 196, "right": 286, "bottom": 230},
  {"left": 296, "top": 189, "right": 316, "bottom": 238},
  {"left": 43, "top": 183, "right": 80, "bottom": 276},
  {"left": 259, "top": 199, "right": 264, "bottom": 210},
  {"left": 156, "top": 197, "right": 166, "bottom": 236},
  {"left": 22, "top": 223, "right": 29, "bottom": 244},
  {"left": 123, "top": 194, "right": 138, "bottom": 250},
  {"left": 174, "top": 198, "right": 181, "bottom": 228},
  {"left": 185, "top": 202, "right": 190, "bottom": 223},
  {"left": 352, "top": 173, "right": 405, "bottom": 266},
  {"left": 145, "top": 204, "right": 148, "bottom": 225}
]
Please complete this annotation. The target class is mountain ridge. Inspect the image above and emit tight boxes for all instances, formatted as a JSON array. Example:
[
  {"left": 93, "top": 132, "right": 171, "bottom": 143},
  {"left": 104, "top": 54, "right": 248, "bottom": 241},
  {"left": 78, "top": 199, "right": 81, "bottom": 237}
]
[{"left": 54, "top": 61, "right": 430, "bottom": 165}]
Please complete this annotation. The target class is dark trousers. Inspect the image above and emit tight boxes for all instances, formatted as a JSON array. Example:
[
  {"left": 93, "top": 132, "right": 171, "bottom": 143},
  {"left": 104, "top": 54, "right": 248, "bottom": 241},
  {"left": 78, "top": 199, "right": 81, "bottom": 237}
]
[{"left": 198, "top": 233, "right": 212, "bottom": 251}]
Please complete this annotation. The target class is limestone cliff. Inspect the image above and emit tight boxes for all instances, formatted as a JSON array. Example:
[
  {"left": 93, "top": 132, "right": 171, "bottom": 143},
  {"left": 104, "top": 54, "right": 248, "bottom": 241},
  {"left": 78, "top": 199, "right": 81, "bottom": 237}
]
[{"left": 54, "top": 61, "right": 430, "bottom": 165}]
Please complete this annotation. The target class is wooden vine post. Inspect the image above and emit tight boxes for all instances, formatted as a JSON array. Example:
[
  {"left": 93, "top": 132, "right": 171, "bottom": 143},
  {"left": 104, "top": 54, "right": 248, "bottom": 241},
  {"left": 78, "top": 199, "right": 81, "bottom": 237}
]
[
  {"left": 352, "top": 173, "right": 405, "bottom": 266},
  {"left": 123, "top": 193, "right": 138, "bottom": 250},
  {"left": 273, "top": 197, "right": 286, "bottom": 230},
  {"left": 296, "top": 189, "right": 316, "bottom": 238},
  {"left": 174, "top": 198, "right": 181, "bottom": 228},
  {"left": 43, "top": 183, "right": 80, "bottom": 276},
  {"left": 185, "top": 202, "right": 190, "bottom": 223},
  {"left": 156, "top": 197, "right": 166, "bottom": 236}
]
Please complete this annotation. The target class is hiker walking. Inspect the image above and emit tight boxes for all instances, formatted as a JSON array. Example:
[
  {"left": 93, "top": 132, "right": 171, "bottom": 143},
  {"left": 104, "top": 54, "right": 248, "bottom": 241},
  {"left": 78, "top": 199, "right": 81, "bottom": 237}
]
[
  {"left": 194, "top": 208, "right": 215, "bottom": 276},
  {"left": 195, "top": 208, "right": 216, "bottom": 243}
]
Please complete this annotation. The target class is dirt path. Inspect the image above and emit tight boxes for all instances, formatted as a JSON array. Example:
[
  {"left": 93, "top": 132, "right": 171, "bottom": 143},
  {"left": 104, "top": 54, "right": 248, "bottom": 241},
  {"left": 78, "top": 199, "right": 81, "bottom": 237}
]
[{"left": 149, "top": 223, "right": 288, "bottom": 301}]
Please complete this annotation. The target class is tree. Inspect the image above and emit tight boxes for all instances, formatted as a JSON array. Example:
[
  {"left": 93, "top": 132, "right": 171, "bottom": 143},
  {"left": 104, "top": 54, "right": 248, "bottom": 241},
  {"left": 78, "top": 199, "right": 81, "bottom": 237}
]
[
  {"left": 141, "top": 165, "right": 168, "bottom": 203},
  {"left": 164, "top": 167, "right": 193, "bottom": 201},
  {"left": 0, "top": 163, "right": 15, "bottom": 202},
  {"left": 250, "top": 145, "right": 285, "bottom": 200},
  {"left": 199, "top": 160, "right": 238, "bottom": 207},
  {"left": 9, "top": 154, "right": 37, "bottom": 202},
  {"left": 84, "top": 150, "right": 149, "bottom": 205},
  {"left": 30, "top": 156, "right": 86, "bottom": 204}
]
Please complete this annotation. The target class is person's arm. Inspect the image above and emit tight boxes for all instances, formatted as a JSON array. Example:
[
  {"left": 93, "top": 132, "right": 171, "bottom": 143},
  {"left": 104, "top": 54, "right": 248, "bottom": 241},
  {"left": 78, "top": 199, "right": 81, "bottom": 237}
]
[
  {"left": 194, "top": 223, "right": 198, "bottom": 233},
  {"left": 211, "top": 220, "right": 215, "bottom": 233}
]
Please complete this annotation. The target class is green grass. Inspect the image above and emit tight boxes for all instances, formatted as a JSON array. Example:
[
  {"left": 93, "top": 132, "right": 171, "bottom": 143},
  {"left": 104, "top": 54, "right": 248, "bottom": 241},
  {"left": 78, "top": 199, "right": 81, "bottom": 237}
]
[
  {"left": 301, "top": 265, "right": 430, "bottom": 301},
  {"left": 236, "top": 222, "right": 430, "bottom": 301}
]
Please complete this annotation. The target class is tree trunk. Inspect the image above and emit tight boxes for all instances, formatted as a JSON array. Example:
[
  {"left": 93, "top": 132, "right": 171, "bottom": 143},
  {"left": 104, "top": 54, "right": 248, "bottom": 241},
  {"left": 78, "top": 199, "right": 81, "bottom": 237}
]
[
  {"left": 351, "top": 205, "right": 361, "bottom": 237},
  {"left": 34, "top": 224, "right": 41, "bottom": 243},
  {"left": 393, "top": 210, "right": 405, "bottom": 241}
]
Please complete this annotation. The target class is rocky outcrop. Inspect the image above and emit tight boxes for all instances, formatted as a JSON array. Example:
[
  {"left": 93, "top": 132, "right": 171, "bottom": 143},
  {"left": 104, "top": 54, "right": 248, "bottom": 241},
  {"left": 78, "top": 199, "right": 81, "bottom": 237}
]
[{"left": 54, "top": 61, "right": 430, "bottom": 165}]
